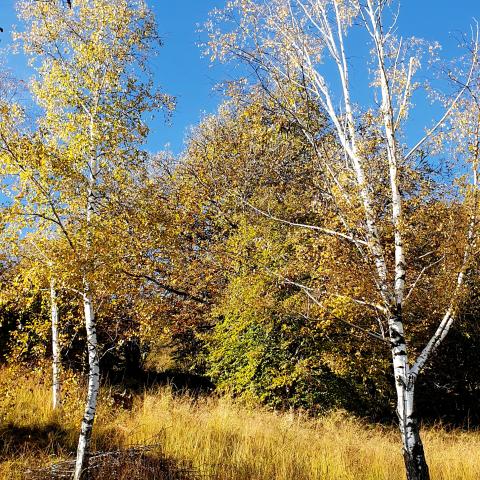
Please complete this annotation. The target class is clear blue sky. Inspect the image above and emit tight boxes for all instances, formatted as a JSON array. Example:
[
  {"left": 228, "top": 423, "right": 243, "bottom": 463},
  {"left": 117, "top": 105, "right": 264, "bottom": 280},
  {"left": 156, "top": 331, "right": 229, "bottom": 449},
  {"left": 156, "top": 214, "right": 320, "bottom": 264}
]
[
  {"left": 1, "top": 1, "right": 479, "bottom": 155},
  {"left": 1, "top": 0, "right": 233, "bottom": 155}
]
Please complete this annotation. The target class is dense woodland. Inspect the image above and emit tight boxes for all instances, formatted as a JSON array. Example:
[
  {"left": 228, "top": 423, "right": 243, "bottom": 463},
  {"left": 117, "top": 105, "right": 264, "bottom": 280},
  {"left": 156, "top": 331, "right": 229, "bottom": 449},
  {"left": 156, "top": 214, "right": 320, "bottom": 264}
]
[{"left": 0, "top": 1, "right": 479, "bottom": 480}]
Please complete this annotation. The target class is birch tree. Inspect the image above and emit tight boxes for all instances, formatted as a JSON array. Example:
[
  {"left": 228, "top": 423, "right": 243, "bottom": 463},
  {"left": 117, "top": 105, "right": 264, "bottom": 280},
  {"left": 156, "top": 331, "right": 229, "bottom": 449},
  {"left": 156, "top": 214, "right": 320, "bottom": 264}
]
[
  {"left": 50, "top": 276, "right": 61, "bottom": 409},
  {"left": 0, "top": 76, "right": 66, "bottom": 410},
  {"left": 12, "top": 1, "right": 172, "bottom": 478},
  {"left": 208, "top": 1, "right": 479, "bottom": 478},
  {"left": 23, "top": 240, "right": 63, "bottom": 410},
  {"left": 3, "top": 239, "right": 64, "bottom": 409}
]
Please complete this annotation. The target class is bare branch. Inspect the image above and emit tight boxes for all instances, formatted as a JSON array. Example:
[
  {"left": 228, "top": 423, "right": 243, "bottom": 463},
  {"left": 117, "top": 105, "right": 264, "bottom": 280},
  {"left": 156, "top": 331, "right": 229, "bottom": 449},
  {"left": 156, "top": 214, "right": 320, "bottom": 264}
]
[
  {"left": 405, "top": 25, "right": 479, "bottom": 162},
  {"left": 242, "top": 197, "right": 369, "bottom": 246}
]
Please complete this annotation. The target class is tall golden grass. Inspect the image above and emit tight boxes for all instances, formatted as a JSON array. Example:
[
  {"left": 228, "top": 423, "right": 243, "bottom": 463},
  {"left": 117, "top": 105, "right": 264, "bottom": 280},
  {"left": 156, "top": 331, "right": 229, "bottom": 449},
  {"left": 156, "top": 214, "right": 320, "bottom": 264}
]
[{"left": 0, "top": 367, "right": 479, "bottom": 479}]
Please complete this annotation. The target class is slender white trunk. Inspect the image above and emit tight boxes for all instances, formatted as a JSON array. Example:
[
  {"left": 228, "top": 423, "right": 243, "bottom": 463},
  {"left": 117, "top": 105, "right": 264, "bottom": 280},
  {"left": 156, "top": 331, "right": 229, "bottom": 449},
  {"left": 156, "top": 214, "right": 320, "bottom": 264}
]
[
  {"left": 50, "top": 278, "right": 61, "bottom": 410},
  {"left": 73, "top": 288, "right": 100, "bottom": 480},
  {"left": 398, "top": 384, "right": 430, "bottom": 480},
  {"left": 73, "top": 113, "right": 100, "bottom": 480},
  {"left": 390, "top": 315, "right": 429, "bottom": 480},
  {"left": 363, "top": 5, "right": 429, "bottom": 477}
]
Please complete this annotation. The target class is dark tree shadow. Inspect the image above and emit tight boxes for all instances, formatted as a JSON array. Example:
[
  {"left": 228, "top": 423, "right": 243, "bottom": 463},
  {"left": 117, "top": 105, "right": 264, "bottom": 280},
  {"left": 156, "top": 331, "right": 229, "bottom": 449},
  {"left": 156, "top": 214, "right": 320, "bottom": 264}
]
[
  {"left": 0, "top": 422, "right": 72, "bottom": 457},
  {"left": 98, "top": 338, "right": 214, "bottom": 398},
  {"left": 103, "top": 368, "right": 215, "bottom": 398},
  {"left": 142, "top": 369, "right": 215, "bottom": 396}
]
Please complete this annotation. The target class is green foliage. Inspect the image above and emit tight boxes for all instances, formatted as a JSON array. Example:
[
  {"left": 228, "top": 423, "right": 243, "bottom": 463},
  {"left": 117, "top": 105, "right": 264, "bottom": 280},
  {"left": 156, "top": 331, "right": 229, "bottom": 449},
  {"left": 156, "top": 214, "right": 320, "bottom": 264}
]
[{"left": 205, "top": 222, "right": 393, "bottom": 416}]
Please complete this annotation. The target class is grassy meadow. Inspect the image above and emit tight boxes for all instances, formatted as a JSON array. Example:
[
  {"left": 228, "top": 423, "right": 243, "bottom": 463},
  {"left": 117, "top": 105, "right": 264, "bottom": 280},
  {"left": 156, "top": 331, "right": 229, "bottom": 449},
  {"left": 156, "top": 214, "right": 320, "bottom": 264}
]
[{"left": 0, "top": 368, "right": 479, "bottom": 480}]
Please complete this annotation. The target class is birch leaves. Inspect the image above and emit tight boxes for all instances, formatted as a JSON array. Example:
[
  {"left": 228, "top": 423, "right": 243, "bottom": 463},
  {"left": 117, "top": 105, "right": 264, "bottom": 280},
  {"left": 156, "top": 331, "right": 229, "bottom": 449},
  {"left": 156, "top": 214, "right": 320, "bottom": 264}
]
[{"left": 2, "top": 1, "right": 173, "bottom": 478}]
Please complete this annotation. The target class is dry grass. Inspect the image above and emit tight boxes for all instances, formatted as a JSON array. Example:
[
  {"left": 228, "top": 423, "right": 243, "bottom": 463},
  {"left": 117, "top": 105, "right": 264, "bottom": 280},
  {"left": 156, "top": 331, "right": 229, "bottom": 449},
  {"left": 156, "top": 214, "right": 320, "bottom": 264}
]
[{"left": 1, "top": 367, "right": 480, "bottom": 479}]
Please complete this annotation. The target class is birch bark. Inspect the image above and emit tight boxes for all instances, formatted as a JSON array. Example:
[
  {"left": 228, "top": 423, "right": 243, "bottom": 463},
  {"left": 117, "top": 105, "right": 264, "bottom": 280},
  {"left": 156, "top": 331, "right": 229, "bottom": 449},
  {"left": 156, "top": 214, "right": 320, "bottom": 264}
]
[
  {"left": 73, "top": 123, "right": 100, "bottom": 479},
  {"left": 362, "top": 2, "right": 429, "bottom": 476},
  {"left": 50, "top": 278, "right": 61, "bottom": 410},
  {"left": 73, "top": 288, "right": 100, "bottom": 480},
  {"left": 389, "top": 314, "right": 429, "bottom": 480}
]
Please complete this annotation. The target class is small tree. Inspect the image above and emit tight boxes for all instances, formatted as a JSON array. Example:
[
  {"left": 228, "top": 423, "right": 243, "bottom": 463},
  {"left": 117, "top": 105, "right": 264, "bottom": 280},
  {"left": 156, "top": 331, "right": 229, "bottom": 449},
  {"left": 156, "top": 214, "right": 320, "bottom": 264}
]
[{"left": 8, "top": 1, "right": 173, "bottom": 477}]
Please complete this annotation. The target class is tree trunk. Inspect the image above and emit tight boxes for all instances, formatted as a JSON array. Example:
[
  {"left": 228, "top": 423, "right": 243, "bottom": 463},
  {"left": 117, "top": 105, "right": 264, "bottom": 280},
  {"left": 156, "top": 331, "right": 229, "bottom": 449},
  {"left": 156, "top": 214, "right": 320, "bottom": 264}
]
[
  {"left": 73, "top": 289, "right": 100, "bottom": 480},
  {"left": 398, "top": 385, "right": 430, "bottom": 480},
  {"left": 50, "top": 279, "right": 61, "bottom": 410},
  {"left": 73, "top": 120, "right": 101, "bottom": 480},
  {"left": 390, "top": 313, "right": 430, "bottom": 480}
]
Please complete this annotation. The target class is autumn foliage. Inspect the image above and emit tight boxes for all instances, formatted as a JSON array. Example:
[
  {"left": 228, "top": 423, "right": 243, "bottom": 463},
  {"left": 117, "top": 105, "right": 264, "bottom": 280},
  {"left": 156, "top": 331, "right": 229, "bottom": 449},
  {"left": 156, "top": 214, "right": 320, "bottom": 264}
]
[{"left": 0, "top": 1, "right": 480, "bottom": 479}]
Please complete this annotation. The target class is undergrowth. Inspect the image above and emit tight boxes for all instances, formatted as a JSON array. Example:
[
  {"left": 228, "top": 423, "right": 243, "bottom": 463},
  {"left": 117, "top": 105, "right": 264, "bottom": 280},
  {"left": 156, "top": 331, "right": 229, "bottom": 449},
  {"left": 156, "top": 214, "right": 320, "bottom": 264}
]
[{"left": 1, "top": 367, "right": 479, "bottom": 480}]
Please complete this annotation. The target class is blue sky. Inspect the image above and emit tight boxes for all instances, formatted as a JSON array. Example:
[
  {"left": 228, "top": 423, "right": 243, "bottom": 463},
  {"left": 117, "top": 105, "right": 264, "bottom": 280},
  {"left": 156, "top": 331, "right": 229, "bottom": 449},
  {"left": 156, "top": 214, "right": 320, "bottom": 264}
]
[
  {"left": 1, "top": 0, "right": 233, "bottom": 154},
  {"left": 1, "top": 1, "right": 479, "bottom": 155}
]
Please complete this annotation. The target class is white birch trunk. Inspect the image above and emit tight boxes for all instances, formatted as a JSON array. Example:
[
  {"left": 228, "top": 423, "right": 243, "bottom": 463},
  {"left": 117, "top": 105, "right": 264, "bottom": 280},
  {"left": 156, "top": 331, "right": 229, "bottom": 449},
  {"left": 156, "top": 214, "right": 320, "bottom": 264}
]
[
  {"left": 50, "top": 279, "right": 61, "bottom": 410},
  {"left": 73, "top": 288, "right": 100, "bottom": 480},
  {"left": 401, "top": 385, "right": 430, "bottom": 480},
  {"left": 363, "top": 4, "right": 430, "bottom": 477},
  {"left": 398, "top": 383, "right": 429, "bottom": 480},
  {"left": 390, "top": 315, "right": 429, "bottom": 480},
  {"left": 73, "top": 116, "right": 100, "bottom": 479}
]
